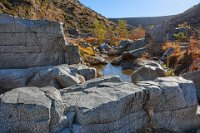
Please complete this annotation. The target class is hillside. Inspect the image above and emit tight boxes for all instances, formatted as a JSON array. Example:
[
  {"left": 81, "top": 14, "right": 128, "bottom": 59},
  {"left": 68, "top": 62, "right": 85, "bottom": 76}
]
[
  {"left": 110, "top": 16, "right": 174, "bottom": 28},
  {"left": 169, "top": 3, "right": 200, "bottom": 28},
  {"left": 0, "top": 0, "right": 115, "bottom": 35}
]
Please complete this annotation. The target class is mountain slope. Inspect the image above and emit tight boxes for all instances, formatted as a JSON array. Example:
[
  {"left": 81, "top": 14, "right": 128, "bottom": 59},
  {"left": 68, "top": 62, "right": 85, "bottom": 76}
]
[
  {"left": 0, "top": 0, "right": 115, "bottom": 35},
  {"left": 169, "top": 3, "right": 200, "bottom": 28}
]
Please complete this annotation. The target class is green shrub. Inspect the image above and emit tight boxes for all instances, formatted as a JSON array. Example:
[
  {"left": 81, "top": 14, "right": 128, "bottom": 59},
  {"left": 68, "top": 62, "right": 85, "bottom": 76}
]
[
  {"left": 93, "top": 19, "right": 107, "bottom": 44},
  {"left": 173, "top": 32, "right": 187, "bottom": 42},
  {"left": 116, "top": 19, "right": 128, "bottom": 38}
]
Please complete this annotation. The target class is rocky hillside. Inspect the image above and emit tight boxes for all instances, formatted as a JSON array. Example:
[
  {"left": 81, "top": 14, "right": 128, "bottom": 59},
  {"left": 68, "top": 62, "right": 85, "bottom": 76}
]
[
  {"left": 111, "top": 16, "right": 174, "bottom": 28},
  {"left": 169, "top": 3, "right": 200, "bottom": 28},
  {"left": 0, "top": 0, "right": 115, "bottom": 35}
]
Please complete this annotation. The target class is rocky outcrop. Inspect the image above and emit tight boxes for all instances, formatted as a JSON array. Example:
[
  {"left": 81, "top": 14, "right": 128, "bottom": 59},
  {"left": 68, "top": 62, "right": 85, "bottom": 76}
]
[
  {"left": 115, "top": 39, "right": 147, "bottom": 55},
  {"left": 122, "top": 47, "right": 147, "bottom": 60},
  {"left": 131, "top": 62, "right": 166, "bottom": 84},
  {"left": 0, "top": 14, "right": 95, "bottom": 93},
  {"left": 0, "top": 87, "right": 68, "bottom": 133},
  {"left": 121, "top": 59, "right": 161, "bottom": 70},
  {"left": 61, "top": 76, "right": 200, "bottom": 132},
  {"left": 0, "top": 14, "right": 77, "bottom": 69},
  {"left": 0, "top": 76, "right": 199, "bottom": 133},
  {"left": 0, "top": 64, "right": 97, "bottom": 94},
  {"left": 146, "top": 23, "right": 170, "bottom": 56},
  {"left": 182, "top": 70, "right": 200, "bottom": 102}
]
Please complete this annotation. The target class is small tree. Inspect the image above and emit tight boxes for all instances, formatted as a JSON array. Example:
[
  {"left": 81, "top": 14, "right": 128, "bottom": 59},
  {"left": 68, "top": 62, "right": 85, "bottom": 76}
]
[
  {"left": 116, "top": 20, "right": 128, "bottom": 38},
  {"left": 93, "top": 19, "right": 107, "bottom": 44}
]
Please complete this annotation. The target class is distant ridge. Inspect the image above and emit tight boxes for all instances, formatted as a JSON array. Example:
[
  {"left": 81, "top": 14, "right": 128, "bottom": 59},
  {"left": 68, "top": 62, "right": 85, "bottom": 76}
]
[{"left": 110, "top": 16, "right": 174, "bottom": 27}]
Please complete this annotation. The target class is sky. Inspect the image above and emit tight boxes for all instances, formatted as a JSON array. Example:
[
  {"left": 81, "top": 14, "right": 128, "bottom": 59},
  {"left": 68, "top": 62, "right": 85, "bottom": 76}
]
[{"left": 79, "top": 0, "right": 200, "bottom": 18}]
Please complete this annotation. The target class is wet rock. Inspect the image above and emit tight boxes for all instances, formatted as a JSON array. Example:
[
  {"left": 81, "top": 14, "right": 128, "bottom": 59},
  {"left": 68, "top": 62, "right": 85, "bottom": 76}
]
[
  {"left": 0, "top": 87, "right": 68, "bottom": 133},
  {"left": 65, "top": 45, "right": 82, "bottom": 65},
  {"left": 131, "top": 62, "right": 166, "bottom": 84},
  {"left": 182, "top": 70, "right": 200, "bottom": 102}
]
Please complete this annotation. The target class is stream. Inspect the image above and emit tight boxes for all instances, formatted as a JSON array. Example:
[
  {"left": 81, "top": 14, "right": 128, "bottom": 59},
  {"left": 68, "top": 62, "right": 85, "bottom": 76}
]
[{"left": 94, "top": 57, "right": 134, "bottom": 82}]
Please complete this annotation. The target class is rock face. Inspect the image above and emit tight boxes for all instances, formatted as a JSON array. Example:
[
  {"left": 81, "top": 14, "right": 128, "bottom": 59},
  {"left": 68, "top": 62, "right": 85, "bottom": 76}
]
[
  {"left": 0, "top": 87, "right": 68, "bottom": 133},
  {"left": 0, "top": 76, "right": 199, "bottom": 132},
  {"left": 65, "top": 45, "right": 82, "bottom": 65},
  {"left": 131, "top": 62, "right": 166, "bottom": 84},
  {"left": 60, "top": 76, "right": 199, "bottom": 133},
  {"left": 0, "top": 15, "right": 96, "bottom": 93},
  {"left": 0, "top": 14, "right": 69, "bottom": 69},
  {"left": 182, "top": 70, "right": 200, "bottom": 102}
]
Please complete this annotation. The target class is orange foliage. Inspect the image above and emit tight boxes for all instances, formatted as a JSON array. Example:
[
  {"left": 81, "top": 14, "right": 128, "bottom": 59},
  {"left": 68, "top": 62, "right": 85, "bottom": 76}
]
[
  {"left": 83, "top": 37, "right": 98, "bottom": 44},
  {"left": 79, "top": 46, "right": 95, "bottom": 56},
  {"left": 163, "top": 38, "right": 200, "bottom": 72},
  {"left": 162, "top": 41, "right": 181, "bottom": 53},
  {"left": 189, "top": 39, "right": 200, "bottom": 71},
  {"left": 190, "top": 58, "right": 200, "bottom": 71},
  {"left": 128, "top": 27, "right": 146, "bottom": 40}
]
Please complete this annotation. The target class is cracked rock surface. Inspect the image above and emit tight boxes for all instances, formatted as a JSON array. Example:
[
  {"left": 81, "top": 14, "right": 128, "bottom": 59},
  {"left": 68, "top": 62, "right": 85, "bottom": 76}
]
[
  {"left": 0, "top": 76, "right": 200, "bottom": 133},
  {"left": 0, "top": 87, "right": 67, "bottom": 133},
  {"left": 0, "top": 14, "right": 69, "bottom": 69},
  {"left": 60, "top": 76, "right": 200, "bottom": 133}
]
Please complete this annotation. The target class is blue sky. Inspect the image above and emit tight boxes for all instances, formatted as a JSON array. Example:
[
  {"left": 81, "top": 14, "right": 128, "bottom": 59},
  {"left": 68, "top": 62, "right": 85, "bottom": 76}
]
[{"left": 79, "top": 0, "right": 200, "bottom": 18}]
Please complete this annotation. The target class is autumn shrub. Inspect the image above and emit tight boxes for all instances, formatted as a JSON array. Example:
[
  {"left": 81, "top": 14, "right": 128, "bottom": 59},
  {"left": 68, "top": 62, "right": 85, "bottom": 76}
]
[
  {"left": 188, "top": 39, "right": 200, "bottom": 71},
  {"left": 163, "top": 38, "right": 200, "bottom": 74},
  {"left": 128, "top": 26, "right": 146, "bottom": 40},
  {"left": 162, "top": 41, "right": 181, "bottom": 53},
  {"left": 83, "top": 37, "right": 97, "bottom": 44}
]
